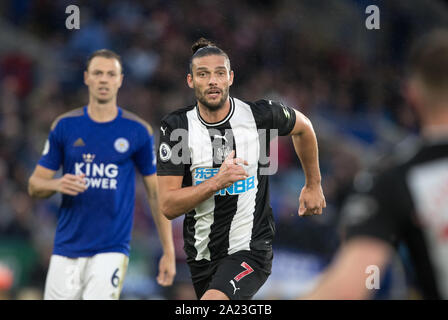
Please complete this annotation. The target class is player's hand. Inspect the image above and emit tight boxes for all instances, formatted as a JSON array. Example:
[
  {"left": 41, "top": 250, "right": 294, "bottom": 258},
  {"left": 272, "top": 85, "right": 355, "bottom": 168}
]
[
  {"left": 298, "top": 184, "right": 326, "bottom": 216},
  {"left": 213, "top": 150, "right": 249, "bottom": 190},
  {"left": 55, "top": 173, "right": 87, "bottom": 196},
  {"left": 157, "top": 253, "right": 176, "bottom": 287}
]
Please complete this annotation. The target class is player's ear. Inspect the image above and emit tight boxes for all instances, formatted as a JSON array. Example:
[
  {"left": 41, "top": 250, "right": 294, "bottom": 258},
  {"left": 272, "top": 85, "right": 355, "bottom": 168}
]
[
  {"left": 404, "top": 77, "right": 423, "bottom": 114},
  {"left": 118, "top": 73, "right": 124, "bottom": 88},
  {"left": 229, "top": 70, "right": 234, "bottom": 87},
  {"left": 187, "top": 73, "right": 194, "bottom": 89},
  {"left": 84, "top": 70, "right": 89, "bottom": 86}
]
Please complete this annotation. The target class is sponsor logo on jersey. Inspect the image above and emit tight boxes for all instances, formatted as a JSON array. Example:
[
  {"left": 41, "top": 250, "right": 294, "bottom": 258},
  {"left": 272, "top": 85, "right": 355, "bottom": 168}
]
[
  {"left": 73, "top": 138, "right": 85, "bottom": 147},
  {"left": 75, "top": 154, "right": 118, "bottom": 190},
  {"left": 229, "top": 280, "right": 240, "bottom": 295},
  {"left": 194, "top": 167, "right": 255, "bottom": 196},
  {"left": 213, "top": 134, "right": 229, "bottom": 143},
  {"left": 114, "top": 138, "right": 129, "bottom": 153}
]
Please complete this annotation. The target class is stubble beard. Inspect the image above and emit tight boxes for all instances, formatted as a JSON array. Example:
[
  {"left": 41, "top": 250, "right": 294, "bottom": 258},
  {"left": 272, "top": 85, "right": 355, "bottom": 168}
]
[
  {"left": 94, "top": 91, "right": 113, "bottom": 105},
  {"left": 97, "top": 98, "right": 111, "bottom": 104}
]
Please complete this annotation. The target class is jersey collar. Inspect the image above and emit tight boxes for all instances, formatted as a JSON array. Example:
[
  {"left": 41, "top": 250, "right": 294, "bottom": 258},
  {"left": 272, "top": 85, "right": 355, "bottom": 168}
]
[
  {"left": 84, "top": 106, "right": 122, "bottom": 125},
  {"left": 196, "top": 97, "right": 235, "bottom": 127}
]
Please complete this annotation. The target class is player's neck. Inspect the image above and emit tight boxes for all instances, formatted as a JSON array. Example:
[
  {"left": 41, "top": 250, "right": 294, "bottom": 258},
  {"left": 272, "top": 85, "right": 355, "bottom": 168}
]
[
  {"left": 87, "top": 100, "right": 118, "bottom": 122},
  {"left": 197, "top": 98, "right": 231, "bottom": 124},
  {"left": 422, "top": 109, "right": 448, "bottom": 140}
]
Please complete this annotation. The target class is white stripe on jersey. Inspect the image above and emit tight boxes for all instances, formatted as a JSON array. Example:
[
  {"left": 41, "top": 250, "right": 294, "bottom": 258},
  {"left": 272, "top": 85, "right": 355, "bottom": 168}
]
[
  {"left": 228, "top": 98, "right": 259, "bottom": 254},
  {"left": 187, "top": 108, "right": 215, "bottom": 261},
  {"left": 407, "top": 159, "right": 448, "bottom": 298}
]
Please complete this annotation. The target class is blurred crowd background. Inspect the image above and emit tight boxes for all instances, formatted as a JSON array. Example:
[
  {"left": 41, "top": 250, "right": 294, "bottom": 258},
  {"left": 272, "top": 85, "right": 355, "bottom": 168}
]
[{"left": 0, "top": 0, "right": 447, "bottom": 299}]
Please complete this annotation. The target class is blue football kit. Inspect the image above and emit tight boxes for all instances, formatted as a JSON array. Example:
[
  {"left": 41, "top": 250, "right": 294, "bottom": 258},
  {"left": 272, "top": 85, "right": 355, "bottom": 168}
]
[{"left": 39, "top": 106, "right": 156, "bottom": 258}]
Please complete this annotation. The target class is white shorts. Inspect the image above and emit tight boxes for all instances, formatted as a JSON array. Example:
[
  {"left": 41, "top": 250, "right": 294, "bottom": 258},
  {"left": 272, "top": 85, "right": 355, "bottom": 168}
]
[{"left": 44, "top": 252, "right": 129, "bottom": 300}]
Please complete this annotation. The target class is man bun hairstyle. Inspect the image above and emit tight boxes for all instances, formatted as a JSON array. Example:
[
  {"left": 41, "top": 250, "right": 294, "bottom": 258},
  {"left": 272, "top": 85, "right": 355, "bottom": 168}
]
[
  {"left": 189, "top": 37, "right": 231, "bottom": 74},
  {"left": 191, "top": 37, "right": 217, "bottom": 54}
]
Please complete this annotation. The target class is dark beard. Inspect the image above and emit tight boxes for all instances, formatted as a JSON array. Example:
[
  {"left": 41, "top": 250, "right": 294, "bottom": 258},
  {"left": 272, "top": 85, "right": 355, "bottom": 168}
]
[{"left": 196, "top": 87, "right": 229, "bottom": 111}]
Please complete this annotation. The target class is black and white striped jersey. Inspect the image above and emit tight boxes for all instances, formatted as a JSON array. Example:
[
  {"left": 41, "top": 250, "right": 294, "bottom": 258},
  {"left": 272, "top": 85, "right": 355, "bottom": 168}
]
[
  {"left": 342, "top": 139, "right": 448, "bottom": 299},
  {"left": 157, "top": 97, "right": 296, "bottom": 262}
]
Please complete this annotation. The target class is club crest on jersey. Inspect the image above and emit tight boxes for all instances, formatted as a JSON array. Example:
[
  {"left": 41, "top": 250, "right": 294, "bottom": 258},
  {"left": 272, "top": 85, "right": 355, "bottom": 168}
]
[
  {"left": 114, "top": 138, "right": 129, "bottom": 153},
  {"left": 159, "top": 142, "right": 172, "bottom": 162},
  {"left": 217, "top": 145, "right": 232, "bottom": 161},
  {"left": 212, "top": 131, "right": 232, "bottom": 161}
]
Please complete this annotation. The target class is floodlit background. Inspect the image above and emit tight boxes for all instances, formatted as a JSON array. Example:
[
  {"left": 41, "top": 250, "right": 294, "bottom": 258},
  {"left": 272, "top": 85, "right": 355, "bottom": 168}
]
[{"left": 0, "top": 0, "right": 447, "bottom": 299}]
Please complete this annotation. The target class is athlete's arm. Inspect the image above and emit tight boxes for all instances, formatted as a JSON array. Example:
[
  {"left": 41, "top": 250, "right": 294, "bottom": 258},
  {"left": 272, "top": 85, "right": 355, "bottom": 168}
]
[
  {"left": 142, "top": 174, "right": 176, "bottom": 286},
  {"left": 289, "top": 109, "right": 326, "bottom": 216},
  {"left": 28, "top": 165, "right": 87, "bottom": 198},
  {"left": 158, "top": 150, "right": 249, "bottom": 220},
  {"left": 303, "top": 237, "right": 392, "bottom": 299}
]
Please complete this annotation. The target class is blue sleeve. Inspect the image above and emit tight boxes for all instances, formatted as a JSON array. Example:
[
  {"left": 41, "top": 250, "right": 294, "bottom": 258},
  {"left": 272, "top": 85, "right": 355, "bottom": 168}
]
[
  {"left": 133, "top": 130, "right": 157, "bottom": 176},
  {"left": 38, "top": 123, "right": 63, "bottom": 171}
]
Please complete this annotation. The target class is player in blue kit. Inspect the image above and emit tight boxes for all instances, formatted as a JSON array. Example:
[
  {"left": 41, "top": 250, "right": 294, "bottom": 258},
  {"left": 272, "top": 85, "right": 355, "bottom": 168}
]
[{"left": 28, "top": 49, "right": 176, "bottom": 300}]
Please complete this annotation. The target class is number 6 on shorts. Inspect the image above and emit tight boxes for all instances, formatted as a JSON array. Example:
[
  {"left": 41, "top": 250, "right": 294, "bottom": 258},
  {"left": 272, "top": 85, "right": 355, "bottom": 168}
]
[{"left": 111, "top": 268, "right": 120, "bottom": 288}]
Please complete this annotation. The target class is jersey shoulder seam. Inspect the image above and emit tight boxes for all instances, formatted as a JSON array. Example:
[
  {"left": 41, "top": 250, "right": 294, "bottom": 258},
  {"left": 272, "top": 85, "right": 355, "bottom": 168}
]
[
  {"left": 50, "top": 107, "right": 84, "bottom": 130},
  {"left": 161, "top": 105, "right": 195, "bottom": 128},
  {"left": 121, "top": 108, "right": 154, "bottom": 135}
]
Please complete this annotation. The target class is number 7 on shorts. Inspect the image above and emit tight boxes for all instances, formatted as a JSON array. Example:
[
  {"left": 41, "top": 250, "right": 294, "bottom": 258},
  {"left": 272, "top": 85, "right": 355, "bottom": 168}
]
[{"left": 234, "top": 262, "right": 254, "bottom": 282}]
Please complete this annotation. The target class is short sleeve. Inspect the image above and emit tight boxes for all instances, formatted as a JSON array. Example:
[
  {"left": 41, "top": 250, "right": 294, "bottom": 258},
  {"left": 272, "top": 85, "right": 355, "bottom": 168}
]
[
  {"left": 133, "top": 130, "right": 157, "bottom": 176},
  {"left": 253, "top": 99, "right": 296, "bottom": 136},
  {"left": 157, "top": 116, "right": 187, "bottom": 176},
  {"left": 38, "top": 123, "right": 63, "bottom": 171},
  {"left": 341, "top": 172, "right": 402, "bottom": 246}
]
